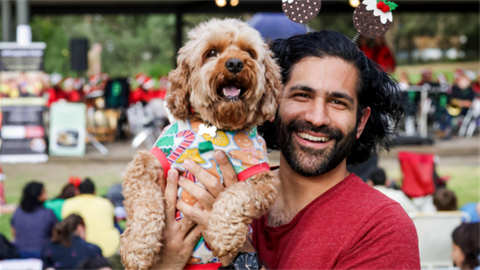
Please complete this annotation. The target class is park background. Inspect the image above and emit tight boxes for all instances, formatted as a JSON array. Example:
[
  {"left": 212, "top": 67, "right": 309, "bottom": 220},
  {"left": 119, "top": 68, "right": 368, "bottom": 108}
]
[{"left": 0, "top": 0, "right": 479, "bottom": 262}]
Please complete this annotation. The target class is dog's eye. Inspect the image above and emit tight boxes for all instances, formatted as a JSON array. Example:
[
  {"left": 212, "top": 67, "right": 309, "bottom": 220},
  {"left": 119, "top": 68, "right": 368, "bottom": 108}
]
[
  {"left": 207, "top": 50, "right": 218, "bottom": 58},
  {"left": 246, "top": 50, "right": 256, "bottom": 59}
]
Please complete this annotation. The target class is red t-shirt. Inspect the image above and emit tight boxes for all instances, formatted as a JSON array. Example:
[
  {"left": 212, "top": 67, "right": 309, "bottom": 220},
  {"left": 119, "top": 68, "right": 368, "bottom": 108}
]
[{"left": 251, "top": 174, "right": 420, "bottom": 269}]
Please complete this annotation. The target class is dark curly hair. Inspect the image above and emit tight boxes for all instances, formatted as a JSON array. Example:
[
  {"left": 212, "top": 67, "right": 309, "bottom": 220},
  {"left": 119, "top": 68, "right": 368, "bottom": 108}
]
[
  {"left": 452, "top": 222, "right": 480, "bottom": 269},
  {"left": 20, "top": 181, "right": 44, "bottom": 212},
  {"left": 259, "top": 30, "right": 405, "bottom": 165}
]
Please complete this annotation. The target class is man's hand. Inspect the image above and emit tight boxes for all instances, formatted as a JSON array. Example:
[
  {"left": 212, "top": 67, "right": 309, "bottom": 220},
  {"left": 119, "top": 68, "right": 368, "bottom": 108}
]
[
  {"left": 151, "top": 169, "right": 203, "bottom": 270},
  {"left": 176, "top": 151, "right": 255, "bottom": 265}
]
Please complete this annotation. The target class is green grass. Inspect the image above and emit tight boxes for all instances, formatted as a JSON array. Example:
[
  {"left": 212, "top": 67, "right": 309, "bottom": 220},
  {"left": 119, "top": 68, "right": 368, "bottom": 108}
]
[
  {"left": 441, "top": 166, "right": 480, "bottom": 208},
  {"left": 385, "top": 165, "right": 480, "bottom": 209},
  {"left": 1, "top": 162, "right": 478, "bottom": 241}
]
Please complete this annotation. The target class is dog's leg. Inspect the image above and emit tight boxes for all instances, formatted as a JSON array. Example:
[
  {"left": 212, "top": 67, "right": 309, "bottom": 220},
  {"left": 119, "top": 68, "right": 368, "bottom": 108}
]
[
  {"left": 120, "top": 151, "right": 165, "bottom": 270},
  {"left": 207, "top": 171, "right": 279, "bottom": 258}
]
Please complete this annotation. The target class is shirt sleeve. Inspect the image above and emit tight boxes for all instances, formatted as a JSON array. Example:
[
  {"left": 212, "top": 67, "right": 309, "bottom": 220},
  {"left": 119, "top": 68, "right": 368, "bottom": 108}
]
[{"left": 334, "top": 203, "right": 420, "bottom": 270}]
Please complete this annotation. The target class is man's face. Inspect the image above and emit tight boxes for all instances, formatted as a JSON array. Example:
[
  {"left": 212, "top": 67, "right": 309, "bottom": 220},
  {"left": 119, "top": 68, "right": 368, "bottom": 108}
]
[{"left": 275, "top": 56, "right": 369, "bottom": 177}]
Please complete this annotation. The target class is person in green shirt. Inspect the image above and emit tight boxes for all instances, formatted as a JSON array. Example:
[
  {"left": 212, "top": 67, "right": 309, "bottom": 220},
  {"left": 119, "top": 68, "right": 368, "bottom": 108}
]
[{"left": 44, "top": 183, "right": 78, "bottom": 220}]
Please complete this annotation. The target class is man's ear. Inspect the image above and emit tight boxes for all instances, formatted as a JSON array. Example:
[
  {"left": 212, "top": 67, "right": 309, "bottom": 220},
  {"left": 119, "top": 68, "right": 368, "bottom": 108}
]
[{"left": 356, "top": 107, "right": 371, "bottom": 139}]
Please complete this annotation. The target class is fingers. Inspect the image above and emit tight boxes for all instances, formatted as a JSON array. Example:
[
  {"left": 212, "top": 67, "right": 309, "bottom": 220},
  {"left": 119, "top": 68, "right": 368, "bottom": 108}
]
[
  {"left": 183, "top": 159, "right": 224, "bottom": 198},
  {"left": 184, "top": 226, "right": 203, "bottom": 248},
  {"left": 178, "top": 178, "right": 215, "bottom": 211},
  {"left": 214, "top": 151, "right": 238, "bottom": 188},
  {"left": 177, "top": 201, "right": 203, "bottom": 233},
  {"left": 156, "top": 168, "right": 166, "bottom": 193},
  {"left": 165, "top": 169, "right": 179, "bottom": 223},
  {"left": 177, "top": 200, "right": 209, "bottom": 229}
]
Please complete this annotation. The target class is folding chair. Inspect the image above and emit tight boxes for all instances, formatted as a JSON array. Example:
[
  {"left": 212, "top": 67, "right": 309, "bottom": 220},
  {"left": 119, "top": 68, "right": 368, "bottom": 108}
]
[
  {"left": 412, "top": 211, "right": 465, "bottom": 268},
  {"left": 458, "top": 97, "right": 480, "bottom": 138},
  {"left": 399, "top": 152, "right": 436, "bottom": 198}
]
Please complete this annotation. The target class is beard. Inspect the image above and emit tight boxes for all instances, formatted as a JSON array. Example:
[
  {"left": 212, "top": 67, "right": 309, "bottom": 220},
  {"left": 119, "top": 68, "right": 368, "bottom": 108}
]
[{"left": 274, "top": 112, "right": 357, "bottom": 177}]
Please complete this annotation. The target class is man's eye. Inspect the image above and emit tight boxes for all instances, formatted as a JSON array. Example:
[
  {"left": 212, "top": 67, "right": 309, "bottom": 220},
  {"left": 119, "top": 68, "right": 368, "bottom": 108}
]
[
  {"left": 331, "top": 100, "right": 346, "bottom": 106},
  {"left": 207, "top": 50, "right": 218, "bottom": 57},
  {"left": 295, "top": 93, "right": 310, "bottom": 98}
]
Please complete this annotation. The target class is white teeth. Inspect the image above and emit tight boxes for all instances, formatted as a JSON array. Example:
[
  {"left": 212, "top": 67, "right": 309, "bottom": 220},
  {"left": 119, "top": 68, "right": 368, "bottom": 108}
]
[
  {"left": 297, "top": 132, "right": 330, "bottom": 142},
  {"left": 223, "top": 89, "right": 228, "bottom": 96}
]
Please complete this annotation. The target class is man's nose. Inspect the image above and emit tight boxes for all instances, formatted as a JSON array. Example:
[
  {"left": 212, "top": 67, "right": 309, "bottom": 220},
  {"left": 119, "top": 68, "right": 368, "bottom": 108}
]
[
  {"left": 225, "top": 58, "right": 244, "bottom": 74},
  {"left": 304, "top": 100, "right": 331, "bottom": 127}
]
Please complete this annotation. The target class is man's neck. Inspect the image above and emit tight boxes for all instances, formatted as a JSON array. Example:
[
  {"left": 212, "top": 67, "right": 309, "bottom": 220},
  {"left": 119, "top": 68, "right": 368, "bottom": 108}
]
[{"left": 269, "top": 153, "right": 350, "bottom": 227}]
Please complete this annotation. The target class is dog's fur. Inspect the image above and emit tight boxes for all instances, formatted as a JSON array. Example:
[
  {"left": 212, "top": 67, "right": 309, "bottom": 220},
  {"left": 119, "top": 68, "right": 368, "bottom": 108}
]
[{"left": 120, "top": 18, "right": 281, "bottom": 269}]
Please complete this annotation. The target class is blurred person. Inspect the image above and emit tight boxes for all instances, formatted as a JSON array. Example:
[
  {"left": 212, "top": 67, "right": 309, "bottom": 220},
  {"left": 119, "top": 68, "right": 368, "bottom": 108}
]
[
  {"left": 76, "top": 256, "right": 112, "bottom": 270},
  {"left": 140, "top": 77, "right": 157, "bottom": 103},
  {"left": 41, "top": 214, "right": 104, "bottom": 270},
  {"left": 44, "top": 181, "right": 79, "bottom": 221},
  {"left": 398, "top": 71, "right": 411, "bottom": 91},
  {"left": 87, "top": 43, "right": 103, "bottom": 77},
  {"left": 0, "top": 166, "right": 6, "bottom": 205},
  {"left": 373, "top": 36, "right": 396, "bottom": 73},
  {"left": 460, "top": 202, "right": 480, "bottom": 223},
  {"left": 367, "top": 168, "right": 418, "bottom": 216},
  {"left": 0, "top": 234, "right": 19, "bottom": 260},
  {"left": 398, "top": 71, "right": 417, "bottom": 135},
  {"left": 451, "top": 222, "right": 480, "bottom": 270},
  {"left": 129, "top": 74, "right": 147, "bottom": 106},
  {"left": 472, "top": 70, "right": 480, "bottom": 94},
  {"left": 358, "top": 36, "right": 374, "bottom": 60},
  {"left": 433, "top": 188, "right": 458, "bottom": 211},
  {"left": 61, "top": 178, "right": 120, "bottom": 258},
  {"left": 11, "top": 181, "right": 58, "bottom": 259},
  {"left": 418, "top": 69, "right": 435, "bottom": 86},
  {"left": 439, "top": 74, "right": 475, "bottom": 139}
]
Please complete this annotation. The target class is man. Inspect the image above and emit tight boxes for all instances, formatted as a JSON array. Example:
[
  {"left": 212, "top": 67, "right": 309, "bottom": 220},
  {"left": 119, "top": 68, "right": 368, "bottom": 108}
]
[
  {"left": 367, "top": 168, "right": 419, "bottom": 216},
  {"left": 153, "top": 31, "right": 420, "bottom": 269},
  {"left": 62, "top": 178, "right": 120, "bottom": 258}
]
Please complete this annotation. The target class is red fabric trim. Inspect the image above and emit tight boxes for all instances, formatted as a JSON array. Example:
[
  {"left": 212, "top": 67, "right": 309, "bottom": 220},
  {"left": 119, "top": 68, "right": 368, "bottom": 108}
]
[
  {"left": 237, "top": 162, "right": 270, "bottom": 182},
  {"left": 184, "top": 263, "right": 222, "bottom": 270},
  {"left": 150, "top": 147, "right": 171, "bottom": 177}
]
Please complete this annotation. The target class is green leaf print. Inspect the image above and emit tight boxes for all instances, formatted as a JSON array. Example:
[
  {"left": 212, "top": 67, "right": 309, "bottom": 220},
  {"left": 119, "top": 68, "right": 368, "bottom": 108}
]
[
  {"left": 248, "top": 127, "right": 257, "bottom": 138},
  {"left": 156, "top": 136, "right": 174, "bottom": 148},
  {"left": 163, "top": 122, "right": 178, "bottom": 136}
]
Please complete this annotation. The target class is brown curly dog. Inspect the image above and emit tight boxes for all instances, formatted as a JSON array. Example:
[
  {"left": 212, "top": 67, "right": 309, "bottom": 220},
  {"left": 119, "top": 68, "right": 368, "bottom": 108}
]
[{"left": 120, "top": 18, "right": 281, "bottom": 269}]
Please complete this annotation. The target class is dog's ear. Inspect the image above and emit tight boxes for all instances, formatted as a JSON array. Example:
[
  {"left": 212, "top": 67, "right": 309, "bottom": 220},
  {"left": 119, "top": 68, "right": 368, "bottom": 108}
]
[
  {"left": 259, "top": 48, "right": 282, "bottom": 121},
  {"left": 166, "top": 52, "right": 191, "bottom": 121}
]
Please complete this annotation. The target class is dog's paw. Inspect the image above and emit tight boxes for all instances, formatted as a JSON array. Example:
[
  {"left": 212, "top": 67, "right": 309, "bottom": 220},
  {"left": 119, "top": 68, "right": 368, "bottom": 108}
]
[{"left": 125, "top": 151, "right": 159, "bottom": 180}]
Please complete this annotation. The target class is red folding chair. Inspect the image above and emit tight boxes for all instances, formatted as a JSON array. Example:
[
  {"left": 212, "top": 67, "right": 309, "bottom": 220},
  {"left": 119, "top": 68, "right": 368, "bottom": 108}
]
[{"left": 398, "top": 152, "right": 436, "bottom": 198}]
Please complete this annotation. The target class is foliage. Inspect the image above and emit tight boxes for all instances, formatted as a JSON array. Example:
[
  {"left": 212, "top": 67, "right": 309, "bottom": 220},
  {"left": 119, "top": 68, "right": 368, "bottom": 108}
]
[
  {"left": 16, "top": 12, "right": 477, "bottom": 77},
  {"left": 30, "top": 14, "right": 177, "bottom": 77}
]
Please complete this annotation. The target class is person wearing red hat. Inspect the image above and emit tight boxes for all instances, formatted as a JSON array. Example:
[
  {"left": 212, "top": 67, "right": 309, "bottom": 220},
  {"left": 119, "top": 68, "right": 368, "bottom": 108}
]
[
  {"left": 44, "top": 179, "right": 80, "bottom": 221},
  {"left": 129, "top": 74, "right": 147, "bottom": 105},
  {"left": 141, "top": 77, "right": 158, "bottom": 103}
]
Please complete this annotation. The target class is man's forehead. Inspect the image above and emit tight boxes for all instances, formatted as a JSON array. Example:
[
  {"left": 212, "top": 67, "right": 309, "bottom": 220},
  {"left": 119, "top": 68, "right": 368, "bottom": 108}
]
[{"left": 287, "top": 56, "right": 359, "bottom": 97}]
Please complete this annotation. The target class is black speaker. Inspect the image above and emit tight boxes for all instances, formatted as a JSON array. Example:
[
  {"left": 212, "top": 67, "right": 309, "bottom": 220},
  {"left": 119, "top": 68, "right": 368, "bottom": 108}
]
[{"left": 70, "top": 38, "right": 89, "bottom": 72}]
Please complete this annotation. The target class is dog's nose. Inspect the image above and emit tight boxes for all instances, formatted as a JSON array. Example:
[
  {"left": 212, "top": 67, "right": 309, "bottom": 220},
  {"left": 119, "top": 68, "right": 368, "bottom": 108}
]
[{"left": 225, "top": 58, "right": 244, "bottom": 74}]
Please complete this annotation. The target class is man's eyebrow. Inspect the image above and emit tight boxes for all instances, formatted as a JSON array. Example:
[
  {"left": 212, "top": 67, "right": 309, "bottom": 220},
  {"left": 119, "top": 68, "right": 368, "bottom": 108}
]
[
  {"left": 327, "top": 91, "right": 355, "bottom": 105},
  {"left": 288, "top": 84, "right": 315, "bottom": 93}
]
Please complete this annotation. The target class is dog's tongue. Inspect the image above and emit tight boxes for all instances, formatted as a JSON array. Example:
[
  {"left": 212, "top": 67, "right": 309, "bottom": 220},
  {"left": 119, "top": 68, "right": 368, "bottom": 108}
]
[{"left": 223, "top": 85, "right": 241, "bottom": 97}]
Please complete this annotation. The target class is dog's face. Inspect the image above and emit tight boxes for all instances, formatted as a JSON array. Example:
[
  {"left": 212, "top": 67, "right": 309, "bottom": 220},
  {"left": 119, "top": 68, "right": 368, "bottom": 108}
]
[{"left": 166, "top": 18, "right": 281, "bottom": 130}]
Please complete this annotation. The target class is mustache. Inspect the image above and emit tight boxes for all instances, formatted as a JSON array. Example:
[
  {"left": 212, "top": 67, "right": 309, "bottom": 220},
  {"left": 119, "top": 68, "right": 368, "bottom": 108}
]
[{"left": 286, "top": 120, "right": 343, "bottom": 141}]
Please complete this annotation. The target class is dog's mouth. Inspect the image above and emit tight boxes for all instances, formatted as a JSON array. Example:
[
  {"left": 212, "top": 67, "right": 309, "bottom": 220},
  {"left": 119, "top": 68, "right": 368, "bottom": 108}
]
[{"left": 217, "top": 84, "right": 246, "bottom": 101}]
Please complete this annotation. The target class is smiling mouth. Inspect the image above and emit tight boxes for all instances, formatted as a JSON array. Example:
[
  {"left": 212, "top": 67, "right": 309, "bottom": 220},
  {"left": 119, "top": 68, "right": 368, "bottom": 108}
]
[
  {"left": 218, "top": 84, "right": 246, "bottom": 101},
  {"left": 296, "top": 132, "right": 332, "bottom": 143}
]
